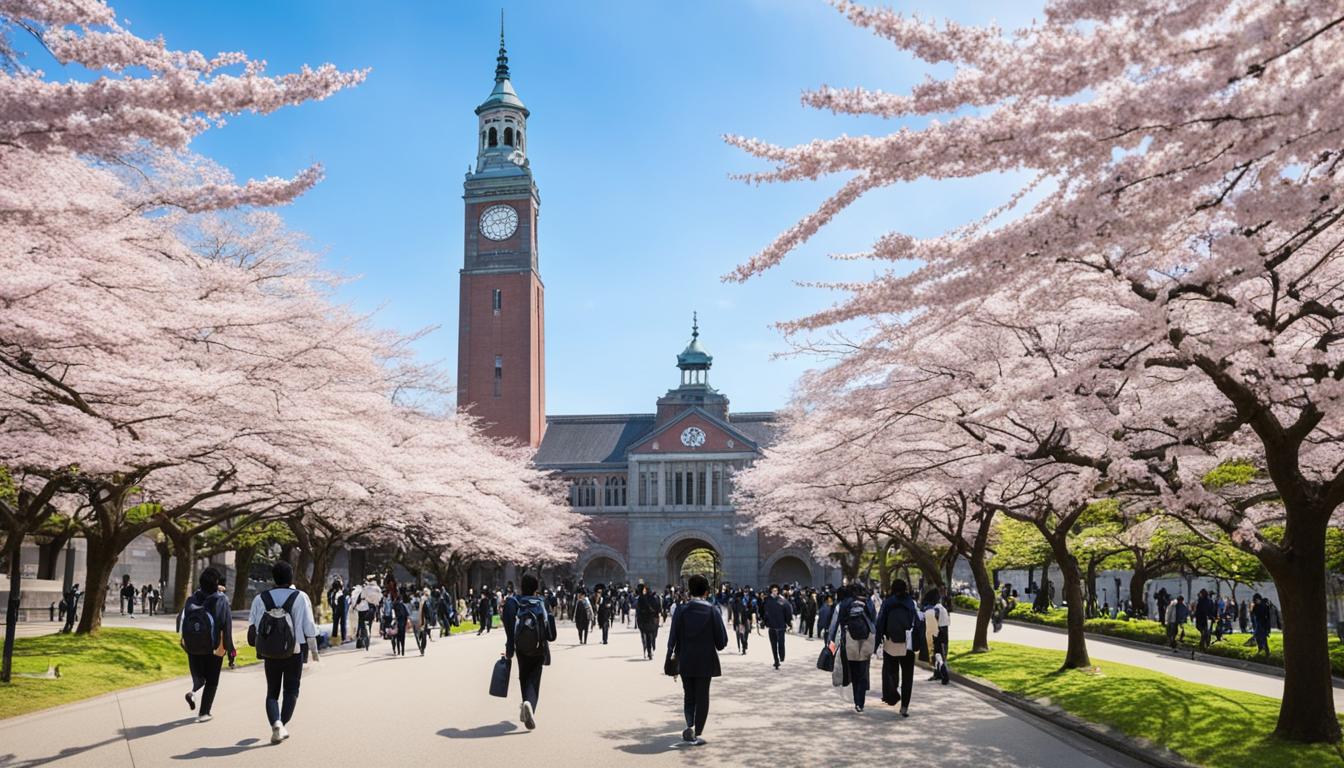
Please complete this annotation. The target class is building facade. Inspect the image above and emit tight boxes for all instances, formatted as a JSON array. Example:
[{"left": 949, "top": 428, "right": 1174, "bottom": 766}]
[{"left": 532, "top": 320, "right": 829, "bottom": 588}]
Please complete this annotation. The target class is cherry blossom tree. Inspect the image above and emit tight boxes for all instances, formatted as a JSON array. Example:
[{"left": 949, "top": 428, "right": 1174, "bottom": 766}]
[{"left": 728, "top": 0, "right": 1344, "bottom": 742}]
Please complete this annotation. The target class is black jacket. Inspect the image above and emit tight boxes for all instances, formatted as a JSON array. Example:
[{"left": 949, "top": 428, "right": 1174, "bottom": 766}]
[
  {"left": 595, "top": 594, "right": 613, "bottom": 625},
  {"left": 667, "top": 599, "right": 728, "bottom": 678},
  {"left": 761, "top": 594, "right": 794, "bottom": 630},
  {"left": 635, "top": 592, "right": 661, "bottom": 630},
  {"left": 503, "top": 594, "right": 557, "bottom": 664}
]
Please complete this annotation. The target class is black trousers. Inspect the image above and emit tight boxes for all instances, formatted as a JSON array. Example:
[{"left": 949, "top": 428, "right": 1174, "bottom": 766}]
[
  {"left": 517, "top": 653, "right": 543, "bottom": 710},
  {"left": 415, "top": 627, "right": 427, "bottom": 654},
  {"left": 263, "top": 653, "right": 304, "bottom": 725},
  {"left": 881, "top": 650, "right": 914, "bottom": 709},
  {"left": 601, "top": 622, "right": 610, "bottom": 644},
  {"left": 187, "top": 653, "right": 224, "bottom": 715},
  {"left": 577, "top": 624, "right": 588, "bottom": 644},
  {"left": 681, "top": 676, "right": 712, "bottom": 736},
  {"left": 392, "top": 626, "right": 406, "bottom": 655},
  {"left": 768, "top": 628, "right": 786, "bottom": 665},
  {"left": 736, "top": 629, "right": 749, "bottom": 652},
  {"left": 847, "top": 658, "right": 870, "bottom": 709},
  {"left": 640, "top": 627, "right": 656, "bottom": 657},
  {"left": 332, "top": 608, "right": 347, "bottom": 641}
]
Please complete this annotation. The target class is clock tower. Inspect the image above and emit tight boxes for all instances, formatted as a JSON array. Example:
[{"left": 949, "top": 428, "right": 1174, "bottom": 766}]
[{"left": 457, "top": 24, "right": 545, "bottom": 447}]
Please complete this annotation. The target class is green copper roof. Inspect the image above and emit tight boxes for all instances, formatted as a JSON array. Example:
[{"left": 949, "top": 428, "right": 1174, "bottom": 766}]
[
  {"left": 677, "top": 313, "right": 713, "bottom": 369},
  {"left": 476, "top": 15, "right": 528, "bottom": 116}
]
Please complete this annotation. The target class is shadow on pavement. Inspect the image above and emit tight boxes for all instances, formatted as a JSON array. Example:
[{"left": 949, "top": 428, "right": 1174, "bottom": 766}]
[
  {"left": 437, "top": 721, "right": 523, "bottom": 739},
  {"left": 121, "top": 717, "right": 197, "bottom": 740},
  {"left": 170, "top": 737, "right": 265, "bottom": 759}
]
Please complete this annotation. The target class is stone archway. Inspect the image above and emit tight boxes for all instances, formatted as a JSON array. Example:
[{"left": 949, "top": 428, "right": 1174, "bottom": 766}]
[
  {"left": 660, "top": 531, "right": 724, "bottom": 589},
  {"left": 577, "top": 546, "right": 628, "bottom": 589},
  {"left": 763, "top": 549, "right": 814, "bottom": 588}
]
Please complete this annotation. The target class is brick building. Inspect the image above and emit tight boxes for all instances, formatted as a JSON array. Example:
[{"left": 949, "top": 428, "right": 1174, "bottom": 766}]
[{"left": 454, "top": 32, "right": 827, "bottom": 588}]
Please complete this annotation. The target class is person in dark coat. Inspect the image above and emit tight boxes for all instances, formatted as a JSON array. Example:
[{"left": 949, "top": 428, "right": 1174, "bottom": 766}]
[
  {"left": 178, "top": 567, "right": 235, "bottom": 722},
  {"left": 666, "top": 574, "right": 728, "bottom": 746},
  {"left": 595, "top": 584, "right": 614, "bottom": 644},
  {"left": 761, "top": 584, "right": 794, "bottom": 670},
  {"left": 875, "top": 580, "right": 922, "bottom": 715},
  {"left": 1194, "top": 589, "right": 1215, "bottom": 653},
  {"left": 502, "top": 573, "right": 557, "bottom": 730},
  {"left": 827, "top": 585, "right": 877, "bottom": 712},
  {"left": 635, "top": 583, "right": 661, "bottom": 659}
]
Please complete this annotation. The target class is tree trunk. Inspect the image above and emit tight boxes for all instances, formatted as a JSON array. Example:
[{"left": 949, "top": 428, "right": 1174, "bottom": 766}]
[
  {"left": 1085, "top": 560, "right": 1099, "bottom": 619},
  {"left": 1264, "top": 509, "right": 1340, "bottom": 743},
  {"left": 1129, "top": 570, "right": 1149, "bottom": 619},
  {"left": 2, "top": 535, "right": 23, "bottom": 683},
  {"left": 1041, "top": 530, "right": 1090, "bottom": 669},
  {"left": 172, "top": 535, "right": 194, "bottom": 613},
  {"left": 969, "top": 521, "right": 995, "bottom": 652},
  {"left": 232, "top": 544, "right": 257, "bottom": 611},
  {"left": 76, "top": 538, "right": 120, "bottom": 635}
]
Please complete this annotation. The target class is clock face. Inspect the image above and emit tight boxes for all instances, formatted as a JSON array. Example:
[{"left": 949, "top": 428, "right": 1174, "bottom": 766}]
[
  {"left": 680, "top": 426, "right": 706, "bottom": 448},
  {"left": 479, "top": 204, "right": 519, "bottom": 241}
]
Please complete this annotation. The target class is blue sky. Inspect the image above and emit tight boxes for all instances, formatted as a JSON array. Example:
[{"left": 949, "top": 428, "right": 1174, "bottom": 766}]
[{"left": 54, "top": 1, "right": 1043, "bottom": 414}]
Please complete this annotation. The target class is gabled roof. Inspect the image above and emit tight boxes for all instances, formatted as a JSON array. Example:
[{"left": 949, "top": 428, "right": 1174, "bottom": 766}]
[
  {"left": 532, "top": 410, "right": 780, "bottom": 470},
  {"left": 533, "top": 414, "right": 655, "bottom": 470},
  {"left": 626, "top": 406, "right": 762, "bottom": 455}
]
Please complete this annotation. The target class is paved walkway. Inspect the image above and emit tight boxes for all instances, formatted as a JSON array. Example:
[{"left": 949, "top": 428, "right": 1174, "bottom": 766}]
[
  {"left": 0, "top": 620, "right": 1143, "bottom": 767},
  {"left": 948, "top": 614, "right": 1344, "bottom": 709}
]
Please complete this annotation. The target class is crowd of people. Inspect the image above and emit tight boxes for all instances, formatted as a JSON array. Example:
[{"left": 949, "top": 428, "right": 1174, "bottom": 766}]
[{"left": 168, "top": 562, "right": 1295, "bottom": 749}]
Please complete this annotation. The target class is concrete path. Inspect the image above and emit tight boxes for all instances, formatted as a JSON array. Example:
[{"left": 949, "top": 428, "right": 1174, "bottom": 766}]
[
  {"left": 0, "top": 620, "right": 1143, "bottom": 767},
  {"left": 948, "top": 614, "right": 1344, "bottom": 709}
]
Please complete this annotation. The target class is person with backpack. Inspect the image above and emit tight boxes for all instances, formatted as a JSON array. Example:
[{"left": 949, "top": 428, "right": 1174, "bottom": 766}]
[
  {"left": 826, "top": 585, "right": 877, "bottom": 712},
  {"left": 177, "top": 567, "right": 234, "bottom": 723},
  {"left": 595, "top": 584, "right": 614, "bottom": 645},
  {"left": 574, "top": 588, "right": 593, "bottom": 644},
  {"left": 730, "top": 589, "right": 755, "bottom": 655},
  {"left": 666, "top": 574, "right": 728, "bottom": 746},
  {"left": 502, "top": 573, "right": 557, "bottom": 730},
  {"left": 328, "top": 578, "right": 348, "bottom": 645},
  {"left": 922, "top": 588, "right": 949, "bottom": 685},
  {"left": 247, "top": 560, "right": 319, "bottom": 745},
  {"left": 875, "top": 580, "right": 923, "bottom": 715},
  {"left": 635, "top": 583, "right": 661, "bottom": 659},
  {"left": 761, "top": 583, "right": 794, "bottom": 670},
  {"left": 392, "top": 593, "right": 410, "bottom": 656}
]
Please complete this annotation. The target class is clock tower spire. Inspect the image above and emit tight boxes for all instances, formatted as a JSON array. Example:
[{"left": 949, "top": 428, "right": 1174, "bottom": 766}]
[{"left": 457, "top": 22, "right": 545, "bottom": 447}]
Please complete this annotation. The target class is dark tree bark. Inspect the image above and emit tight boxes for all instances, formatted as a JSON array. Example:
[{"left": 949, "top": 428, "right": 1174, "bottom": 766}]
[
  {"left": 76, "top": 536, "right": 121, "bottom": 635},
  {"left": 171, "top": 535, "right": 195, "bottom": 613},
  {"left": 1035, "top": 523, "right": 1090, "bottom": 670},
  {"left": 2, "top": 535, "right": 22, "bottom": 683},
  {"left": 968, "top": 513, "right": 996, "bottom": 652},
  {"left": 232, "top": 544, "right": 257, "bottom": 611}
]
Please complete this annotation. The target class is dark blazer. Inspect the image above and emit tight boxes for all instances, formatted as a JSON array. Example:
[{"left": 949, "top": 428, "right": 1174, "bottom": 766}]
[
  {"left": 178, "top": 589, "right": 236, "bottom": 656},
  {"left": 667, "top": 599, "right": 728, "bottom": 678},
  {"left": 761, "top": 594, "right": 794, "bottom": 630},
  {"left": 635, "top": 592, "right": 661, "bottom": 630}
]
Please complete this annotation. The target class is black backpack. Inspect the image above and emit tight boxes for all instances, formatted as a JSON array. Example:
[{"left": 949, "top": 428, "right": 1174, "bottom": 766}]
[
  {"left": 884, "top": 600, "right": 917, "bottom": 644},
  {"left": 513, "top": 597, "right": 545, "bottom": 657},
  {"left": 256, "top": 590, "right": 300, "bottom": 659},
  {"left": 181, "top": 597, "right": 216, "bottom": 655},
  {"left": 846, "top": 602, "right": 871, "bottom": 641}
]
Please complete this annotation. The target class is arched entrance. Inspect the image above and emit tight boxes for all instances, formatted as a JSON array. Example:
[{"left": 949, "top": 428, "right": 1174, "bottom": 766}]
[
  {"left": 582, "top": 556, "right": 627, "bottom": 587},
  {"left": 663, "top": 534, "right": 723, "bottom": 589},
  {"left": 765, "top": 551, "right": 813, "bottom": 587}
]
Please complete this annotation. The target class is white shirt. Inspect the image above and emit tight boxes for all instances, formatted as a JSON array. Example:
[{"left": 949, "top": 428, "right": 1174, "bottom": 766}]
[{"left": 248, "top": 586, "right": 318, "bottom": 655}]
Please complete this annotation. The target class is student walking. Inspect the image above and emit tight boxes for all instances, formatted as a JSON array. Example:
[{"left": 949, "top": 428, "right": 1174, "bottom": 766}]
[
  {"left": 502, "top": 574, "right": 557, "bottom": 730},
  {"left": 761, "top": 584, "right": 793, "bottom": 670},
  {"left": 922, "top": 588, "right": 950, "bottom": 685},
  {"left": 667, "top": 574, "right": 728, "bottom": 746},
  {"left": 247, "top": 560, "right": 319, "bottom": 745},
  {"left": 178, "top": 567, "right": 234, "bottom": 723},
  {"left": 1165, "top": 595, "right": 1189, "bottom": 650},
  {"left": 828, "top": 585, "right": 877, "bottom": 712},
  {"left": 875, "top": 581, "right": 923, "bottom": 716},
  {"left": 595, "top": 585, "right": 614, "bottom": 645},
  {"left": 574, "top": 590, "right": 593, "bottom": 644},
  {"left": 1194, "top": 589, "right": 1215, "bottom": 653},
  {"left": 636, "top": 584, "right": 661, "bottom": 659}
]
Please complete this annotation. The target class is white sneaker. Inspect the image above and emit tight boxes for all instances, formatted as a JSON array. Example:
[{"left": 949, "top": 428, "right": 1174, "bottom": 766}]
[
  {"left": 196, "top": 714, "right": 212, "bottom": 723},
  {"left": 270, "top": 721, "right": 287, "bottom": 744},
  {"left": 520, "top": 701, "right": 536, "bottom": 730}
]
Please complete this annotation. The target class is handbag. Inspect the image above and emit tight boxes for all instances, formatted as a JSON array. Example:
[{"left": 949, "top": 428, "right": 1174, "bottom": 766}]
[
  {"left": 816, "top": 643, "right": 835, "bottom": 672},
  {"left": 489, "top": 655, "right": 512, "bottom": 698},
  {"left": 663, "top": 653, "right": 679, "bottom": 677}
]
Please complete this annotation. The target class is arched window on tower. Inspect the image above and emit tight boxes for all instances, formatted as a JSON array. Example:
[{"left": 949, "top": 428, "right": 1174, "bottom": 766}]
[
  {"left": 503, "top": 127, "right": 514, "bottom": 146},
  {"left": 488, "top": 127, "right": 498, "bottom": 147}
]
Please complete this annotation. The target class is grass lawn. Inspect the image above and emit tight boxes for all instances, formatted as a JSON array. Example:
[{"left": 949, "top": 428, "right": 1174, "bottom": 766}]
[
  {"left": 949, "top": 641, "right": 1344, "bottom": 768},
  {"left": 0, "top": 628, "right": 259, "bottom": 720},
  {"left": 953, "top": 596, "right": 1344, "bottom": 675}
]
